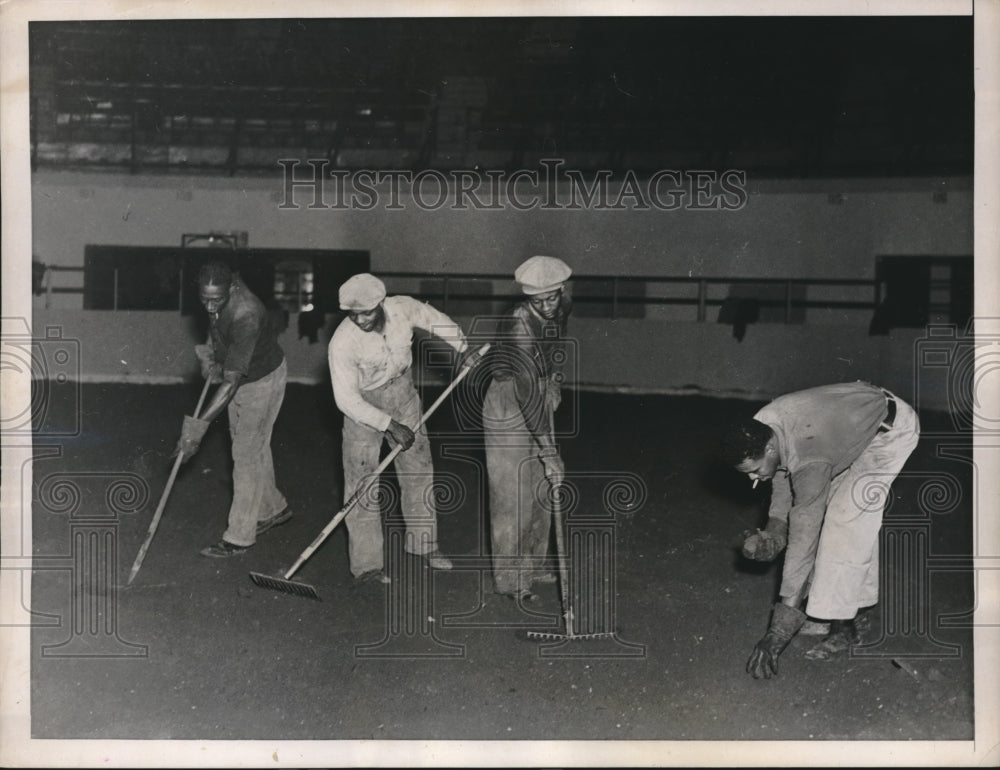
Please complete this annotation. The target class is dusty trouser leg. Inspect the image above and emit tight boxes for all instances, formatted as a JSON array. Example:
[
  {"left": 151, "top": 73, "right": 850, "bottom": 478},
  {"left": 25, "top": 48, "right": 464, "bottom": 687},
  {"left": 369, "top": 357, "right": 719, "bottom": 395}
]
[
  {"left": 805, "top": 399, "right": 920, "bottom": 660},
  {"left": 383, "top": 378, "right": 440, "bottom": 557},
  {"left": 222, "top": 361, "right": 288, "bottom": 547},
  {"left": 484, "top": 378, "right": 550, "bottom": 596},
  {"left": 342, "top": 414, "right": 386, "bottom": 577}
]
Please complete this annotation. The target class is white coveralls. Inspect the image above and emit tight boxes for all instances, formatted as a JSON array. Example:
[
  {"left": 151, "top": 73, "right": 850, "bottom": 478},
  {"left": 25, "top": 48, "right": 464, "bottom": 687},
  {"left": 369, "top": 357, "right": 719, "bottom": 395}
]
[{"left": 328, "top": 295, "right": 467, "bottom": 577}]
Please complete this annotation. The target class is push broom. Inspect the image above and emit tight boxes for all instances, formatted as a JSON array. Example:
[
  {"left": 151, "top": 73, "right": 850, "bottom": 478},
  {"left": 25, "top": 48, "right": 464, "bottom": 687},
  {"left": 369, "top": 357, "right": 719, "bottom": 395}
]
[
  {"left": 249, "top": 343, "right": 490, "bottom": 600},
  {"left": 127, "top": 377, "right": 213, "bottom": 585}
]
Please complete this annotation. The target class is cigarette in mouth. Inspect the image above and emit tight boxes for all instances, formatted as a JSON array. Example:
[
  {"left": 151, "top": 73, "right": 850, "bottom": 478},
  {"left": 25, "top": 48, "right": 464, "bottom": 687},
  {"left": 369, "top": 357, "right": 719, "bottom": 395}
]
[{"left": 752, "top": 479, "right": 759, "bottom": 489}]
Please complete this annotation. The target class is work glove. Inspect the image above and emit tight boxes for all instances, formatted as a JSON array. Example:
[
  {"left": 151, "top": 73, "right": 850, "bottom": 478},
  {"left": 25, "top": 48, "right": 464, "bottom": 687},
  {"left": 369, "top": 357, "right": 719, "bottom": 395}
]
[
  {"left": 385, "top": 419, "right": 415, "bottom": 451},
  {"left": 746, "top": 602, "right": 807, "bottom": 679},
  {"left": 172, "top": 415, "right": 210, "bottom": 464},
  {"left": 195, "top": 344, "right": 223, "bottom": 384},
  {"left": 538, "top": 447, "right": 565, "bottom": 487},
  {"left": 741, "top": 518, "right": 788, "bottom": 561}
]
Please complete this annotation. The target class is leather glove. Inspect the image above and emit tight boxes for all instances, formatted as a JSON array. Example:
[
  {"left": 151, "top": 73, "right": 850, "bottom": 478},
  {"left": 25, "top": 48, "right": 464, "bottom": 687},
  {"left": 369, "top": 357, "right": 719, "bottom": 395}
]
[
  {"left": 172, "top": 415, "right": 210, "bottom": 464},
  {"left": 539, "top": 448, "right": 565, "bottom": 486},
  {"left": 385, "top": 419, "right": 415, "bottom": 451},
  {"left": 195, "top": 344, "right": 223, "bottom": 384},
  {"left": 742, "top": 518, "right": 788, "bottom": 561},
  {"left": 746, "top": 602, "right": 806, "bottom": 679}
]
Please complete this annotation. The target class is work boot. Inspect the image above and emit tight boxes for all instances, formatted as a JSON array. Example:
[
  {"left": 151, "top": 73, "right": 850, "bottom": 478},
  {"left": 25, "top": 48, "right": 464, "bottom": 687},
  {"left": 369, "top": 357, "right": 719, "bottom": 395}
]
[
  {"left": 799, "top": 618, "right": 831, "bottom": 636},
  {"left": 422, "top": 550, "right": 453, "bottom": 570},
  {"left": 804, "top": 617, "right": 860, "bottom": 661}
]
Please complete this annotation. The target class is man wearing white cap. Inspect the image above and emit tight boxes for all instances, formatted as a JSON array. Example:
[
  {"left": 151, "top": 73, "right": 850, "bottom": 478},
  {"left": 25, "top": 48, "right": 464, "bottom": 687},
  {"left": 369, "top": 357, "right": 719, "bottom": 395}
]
[
  {"left": 328, "top": 273, "right": 475, "bottom": 582},
  {"left": 483, "top": 255, "right": 573, "bottom": 600}
]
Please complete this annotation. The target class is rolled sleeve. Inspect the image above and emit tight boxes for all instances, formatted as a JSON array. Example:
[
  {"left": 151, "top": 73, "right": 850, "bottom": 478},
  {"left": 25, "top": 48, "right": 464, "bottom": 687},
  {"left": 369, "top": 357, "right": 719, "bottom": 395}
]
[
  {"left": 403, "top": 296, "right": 468, "bottom": 352},
  {"left": 767, "top": 470, "right": 793, "bottom": 525},
  {"left": 779, "top": 462, "right": 833, "bottom": 601}
]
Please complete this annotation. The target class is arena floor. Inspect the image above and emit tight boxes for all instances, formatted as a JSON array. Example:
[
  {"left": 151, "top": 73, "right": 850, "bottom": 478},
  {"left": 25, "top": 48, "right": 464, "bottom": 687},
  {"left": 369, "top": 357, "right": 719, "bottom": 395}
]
[{"left": 28, "top": 382, "right": 975, "bottom": 744}]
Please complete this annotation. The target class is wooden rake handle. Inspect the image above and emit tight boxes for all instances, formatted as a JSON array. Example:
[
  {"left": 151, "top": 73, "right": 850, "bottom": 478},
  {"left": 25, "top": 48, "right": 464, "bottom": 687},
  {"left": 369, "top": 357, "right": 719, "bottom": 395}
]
[
  {"left": 126, "top": 377, "right": 213, "bottom": 585},
  {"left": 546, "top": 399, "right": 573, "bottom": 637},
  {"left": 281, "top": 343, "right": 490, "bottom": 581}
]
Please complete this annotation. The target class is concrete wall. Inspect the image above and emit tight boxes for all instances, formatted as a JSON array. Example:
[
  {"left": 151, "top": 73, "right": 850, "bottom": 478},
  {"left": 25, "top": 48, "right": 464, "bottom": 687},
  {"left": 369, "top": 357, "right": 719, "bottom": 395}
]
[
  {"left": 29, "top": 307, "right": 953, "bottom": 412},
  {"left": 32, "top": 170, "right": 972, "bottom": 293},
  {"left": 27, "top": 169, "right": 973, "bottom": 410}
]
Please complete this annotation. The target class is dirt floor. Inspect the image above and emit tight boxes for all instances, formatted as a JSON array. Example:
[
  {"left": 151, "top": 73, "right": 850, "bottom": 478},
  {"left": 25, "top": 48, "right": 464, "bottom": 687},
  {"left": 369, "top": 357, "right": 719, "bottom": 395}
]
[{"left": 28, "top": 382, "right": 975, "bottom": 742}]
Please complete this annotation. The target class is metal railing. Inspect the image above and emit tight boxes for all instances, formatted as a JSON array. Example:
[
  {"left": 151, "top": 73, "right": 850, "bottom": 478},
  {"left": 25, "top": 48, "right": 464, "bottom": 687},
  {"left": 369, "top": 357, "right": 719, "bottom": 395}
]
[
  {"left": 39, "top": 265, "right": 880, "bottom": 323},
  {"left": 378, "top": 271, "right": 880, "bottom": 324}
]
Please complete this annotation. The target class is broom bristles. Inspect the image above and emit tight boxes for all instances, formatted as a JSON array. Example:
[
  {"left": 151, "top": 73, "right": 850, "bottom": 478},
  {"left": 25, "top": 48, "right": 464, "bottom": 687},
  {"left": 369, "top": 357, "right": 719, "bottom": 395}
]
[{"left": 248, "top": 572, "right": 321, "bottom": 600}]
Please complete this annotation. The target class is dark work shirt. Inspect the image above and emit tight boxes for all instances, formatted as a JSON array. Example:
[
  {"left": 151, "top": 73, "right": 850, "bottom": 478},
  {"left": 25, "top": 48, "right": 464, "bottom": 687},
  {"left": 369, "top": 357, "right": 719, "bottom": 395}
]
[
  {"left": 208, "top": 281, "right": 285, "bottom": 384},
  {"left": 489, "top": 297, "right": 570, "bottom": 439},
  {"left": 491, "top": 299, "right": 570, "bottom": 383}
]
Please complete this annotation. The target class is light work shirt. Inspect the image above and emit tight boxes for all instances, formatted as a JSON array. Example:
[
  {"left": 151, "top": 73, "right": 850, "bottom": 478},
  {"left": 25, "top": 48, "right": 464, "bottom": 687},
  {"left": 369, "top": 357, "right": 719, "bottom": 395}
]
[
  {"left": 328, "top": 295, "right": 467, "bottom": 431},
  {"left": 755, "top": 381, "right": 893, "bottom": 593}
]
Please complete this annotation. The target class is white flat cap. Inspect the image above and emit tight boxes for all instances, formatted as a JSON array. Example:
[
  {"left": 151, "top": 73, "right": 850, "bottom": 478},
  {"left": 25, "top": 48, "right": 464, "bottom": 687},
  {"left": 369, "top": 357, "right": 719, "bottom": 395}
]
[
  {"left": 339, "top": 273, "right": 386, "bottom": 311},
  {"left": 514, "top": 255, "right": 572, "bottom": 295}
]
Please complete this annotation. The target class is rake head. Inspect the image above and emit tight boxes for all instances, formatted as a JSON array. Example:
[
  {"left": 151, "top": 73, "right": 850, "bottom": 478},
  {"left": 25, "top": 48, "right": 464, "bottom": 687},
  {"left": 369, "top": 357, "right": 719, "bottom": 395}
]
[
  {"left": 249, "top": 571, "right": 321, "bottom": 600},
  {"left": 523, "top": 629, "right": 619, "bottom": 642}
]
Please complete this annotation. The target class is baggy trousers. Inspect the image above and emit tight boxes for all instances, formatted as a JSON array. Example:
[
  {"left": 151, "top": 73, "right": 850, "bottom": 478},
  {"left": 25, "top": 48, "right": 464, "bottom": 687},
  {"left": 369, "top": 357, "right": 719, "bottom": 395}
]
[
  {"left": 341, "top": 372, "right": 439, "bottom": 576},
  {"left": 483, "top": 376, "right": 556, "bottom": 596},
  {"left": 803, "top": 396, "right": 921, "bottom": 620},
  {"left": 222, "top": 360, "right": 288, "bottom": 547}
]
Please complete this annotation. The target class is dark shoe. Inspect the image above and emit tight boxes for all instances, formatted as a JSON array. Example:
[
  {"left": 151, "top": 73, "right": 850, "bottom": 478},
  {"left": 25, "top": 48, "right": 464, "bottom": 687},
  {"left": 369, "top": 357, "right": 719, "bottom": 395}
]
[
  {"left": 256, "top": 507, "right": 293, "bottom": 535},
  {"left": 355, "top": 569, "right": 391, "bottom": 585},
  {"left": 200, "top": 540, "right": 248, "bottom": 558}
]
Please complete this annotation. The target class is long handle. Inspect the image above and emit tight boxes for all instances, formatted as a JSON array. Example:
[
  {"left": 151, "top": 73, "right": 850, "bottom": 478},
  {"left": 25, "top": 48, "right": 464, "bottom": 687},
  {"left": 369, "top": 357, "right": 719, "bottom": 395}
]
[
  {"left": 281, "top": 343, "right": 490, "bottom": 581},
  {"left": 547, "top": 396, "right": 573, "bottom": 637},
  {"left": 127, "top": 378, "right": 213, "bottom": 585},
  {"left": 551, "top": 485, "right": 573, "bottom": 637}
]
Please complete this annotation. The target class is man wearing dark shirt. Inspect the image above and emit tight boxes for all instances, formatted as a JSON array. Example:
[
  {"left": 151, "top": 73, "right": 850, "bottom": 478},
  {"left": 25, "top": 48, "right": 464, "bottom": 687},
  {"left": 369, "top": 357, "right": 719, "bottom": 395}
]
[
  {"left": 175, "top": 261, "right": 291, "bottom": 557},
  {"left": 483, "top": 256, "right": 572, "bottom": 601},
  {"left": 721, "top": 381, "right": 920, "bottom": 677}
]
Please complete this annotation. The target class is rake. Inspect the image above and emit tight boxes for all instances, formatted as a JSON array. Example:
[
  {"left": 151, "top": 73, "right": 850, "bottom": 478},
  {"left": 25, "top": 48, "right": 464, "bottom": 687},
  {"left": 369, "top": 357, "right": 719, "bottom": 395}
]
[
  {"left": 127, "top": 377, "right": 213, "bottom": 585},
  {"left": 249, "top": 343, "right": 490, "bottom": 600},
  {"left": 524, "top": 483, "right": 615, "bottom": 643},
  {"left": 526, "top": 420, "right": 616, "bottom": 643}
]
